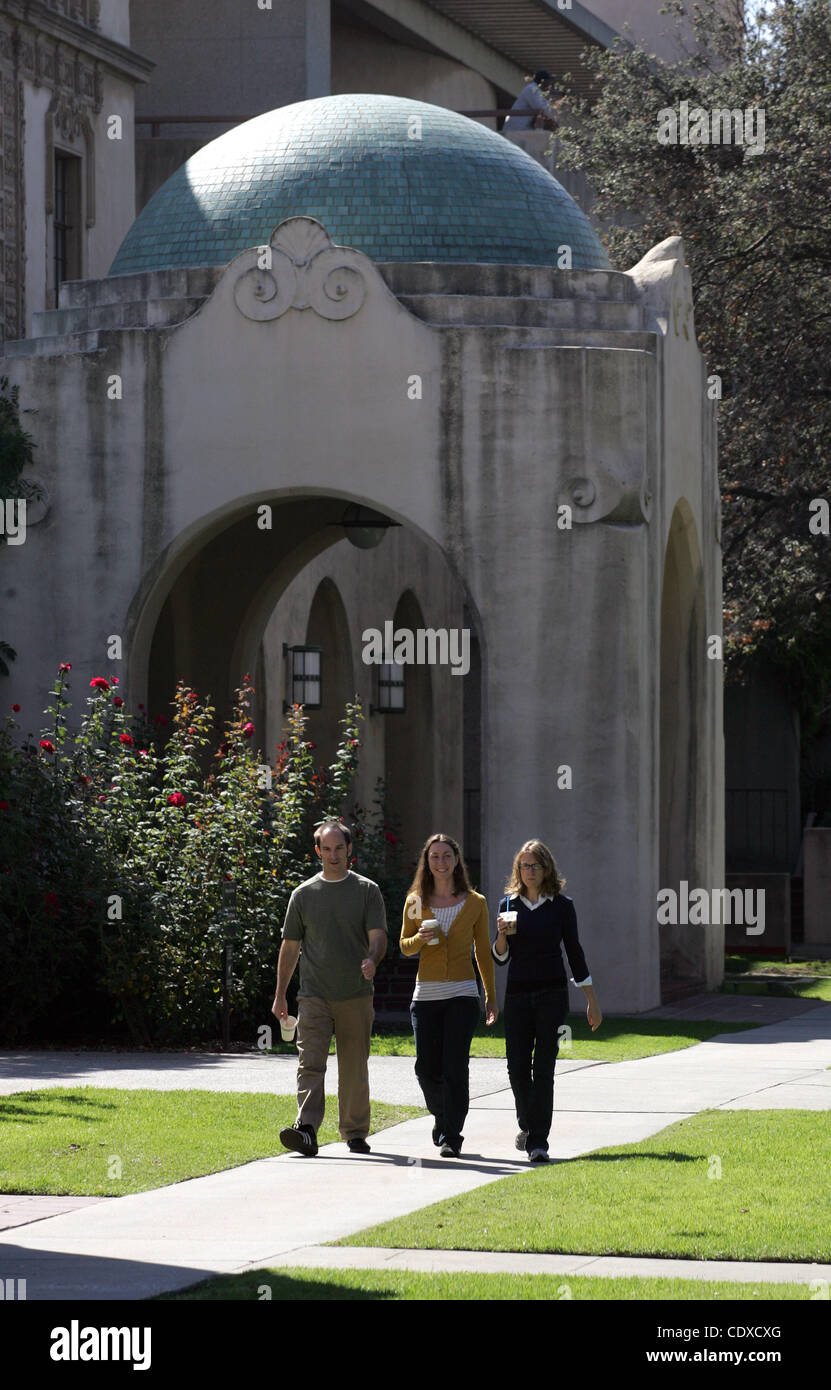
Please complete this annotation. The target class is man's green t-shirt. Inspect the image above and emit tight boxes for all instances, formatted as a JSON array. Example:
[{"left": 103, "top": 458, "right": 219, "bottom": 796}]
[{"left": 281, "top": 870, "right": 388, "bottom": 1000}]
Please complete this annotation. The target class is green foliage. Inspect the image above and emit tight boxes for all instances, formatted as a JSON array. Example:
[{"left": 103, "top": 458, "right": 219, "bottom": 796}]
[
  {"left": 553, "top": 0, "right": 831, "bottom": 729},
  {"left": 0, "top": 667, "right": 365, "bottom": 1045}
]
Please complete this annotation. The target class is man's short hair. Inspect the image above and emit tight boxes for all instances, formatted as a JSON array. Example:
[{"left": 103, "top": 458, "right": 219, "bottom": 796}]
[
  {"left": 533, "top": 69, "right": 553, "bottom": 87},
  {"left": 314, "top": 818, "right": 352, "bottom": 850}
]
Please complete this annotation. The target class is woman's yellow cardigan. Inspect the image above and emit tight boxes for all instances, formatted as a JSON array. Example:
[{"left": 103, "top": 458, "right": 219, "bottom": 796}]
[{"left": 400, "top": 891, "right": 496, "bottom": 1005}]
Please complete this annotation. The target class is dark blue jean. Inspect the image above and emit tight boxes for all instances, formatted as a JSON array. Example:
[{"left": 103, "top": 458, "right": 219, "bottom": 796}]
[
  {"left": 410, "top": 995, "right": 481, "bottom": 1145},
  {"left": 503, "top": 986, "right": 570, "bottom": 1152}
]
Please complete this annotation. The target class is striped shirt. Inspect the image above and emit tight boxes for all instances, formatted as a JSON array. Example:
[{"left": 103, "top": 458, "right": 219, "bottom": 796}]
[{"left": 411, "top": 899, "right": 480, "bottom": 1002}]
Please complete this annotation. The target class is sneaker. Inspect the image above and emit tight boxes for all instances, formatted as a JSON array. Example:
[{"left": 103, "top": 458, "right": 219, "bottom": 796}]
[
  {"left": 528, "top": 1148, "right": 549, "bottom": 1163},
  {"left": 515, "top": 1129, "right": 529, "bottom": 1151},
  {"left": 439, "top": 1137, "right": 462, "bottom": 1158},
  {"left": 347, "top": 1137, "right": 371, "bottom": 1154},
  {"left": 280, "top": 1123, "right": 318, "bottom": 1157}
]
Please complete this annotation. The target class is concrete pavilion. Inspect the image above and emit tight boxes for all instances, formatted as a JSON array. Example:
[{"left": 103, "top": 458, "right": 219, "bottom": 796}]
[{"left": 3, "top": 93, "right": 723, "bottom": 1010}]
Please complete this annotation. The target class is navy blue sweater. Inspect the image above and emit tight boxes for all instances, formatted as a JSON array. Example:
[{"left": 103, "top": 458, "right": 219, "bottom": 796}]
[{"left": 493, "top": 894, "right": 590, "bottom": 995}]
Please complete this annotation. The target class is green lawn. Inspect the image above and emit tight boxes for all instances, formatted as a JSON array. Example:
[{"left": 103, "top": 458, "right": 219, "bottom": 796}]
[
  {"left": 726, "top": 954, "right": 831, "bottom": 975},
  {"left": 723, "top": 954, "right": 831, "bottom": 1001},
  {"left": 0, "top": 1089, "right": 424, "bottom": 1196},
  {"left": 337, "top": 1111, "right": 831, "bottom": 1263},
  {"left": 155, "top": 1266, "right": 819, "bottom": 1301},
  {"left": 264, "top": 1015, "right": 757, "bottom": 1063}
]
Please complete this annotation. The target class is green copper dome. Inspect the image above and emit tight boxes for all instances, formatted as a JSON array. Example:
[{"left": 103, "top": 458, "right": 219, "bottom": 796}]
[{"left": 110, "top": 94, "right": 610, "bottom": 276}]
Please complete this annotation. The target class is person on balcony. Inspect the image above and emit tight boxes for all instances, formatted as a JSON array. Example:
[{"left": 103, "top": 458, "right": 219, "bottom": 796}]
[{"left": 502, "top": 70, "right": 560, "bottom": 131}]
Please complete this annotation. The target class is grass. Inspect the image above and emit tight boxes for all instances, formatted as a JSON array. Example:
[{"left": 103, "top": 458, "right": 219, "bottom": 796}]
[
  {"left": 337, "top": 1111, "right": 831, "bottom": 1263},
  {"left": 154, "top": 1266, "right": 819, "bottom": 1301},
  {"left": 260, "top": 1015, "right": 757, "bottom": 1063},
  {"left": 722, "top": 954, "right": 831, "bottom": 1000},
  {"left": 0, "top": 1088, "right": 424, "bottom": 1196},
  {"left": 726, "top": 954, "right": 831, "bottom": 975}
]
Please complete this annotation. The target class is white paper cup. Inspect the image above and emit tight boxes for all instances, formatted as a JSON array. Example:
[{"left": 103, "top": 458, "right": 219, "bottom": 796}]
[
  {"left": 422, "top": 918, "right": 440, "bottom": 945},
  {"left": 280, "top": 1014, "right": 297, "bottom": 1042},
  {"left": 501, "top": 911, "right": 518, "bottom": 935}
]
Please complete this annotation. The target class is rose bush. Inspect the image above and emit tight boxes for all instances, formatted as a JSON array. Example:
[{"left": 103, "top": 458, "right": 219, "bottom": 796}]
[{"left": 0, "top": 668, "right": 368, "bottom": 1045}]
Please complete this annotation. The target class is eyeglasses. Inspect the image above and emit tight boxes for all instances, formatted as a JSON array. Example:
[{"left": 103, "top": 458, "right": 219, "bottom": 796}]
[{"left": 519, "top": 863, "right": 541, "bottom": 871}]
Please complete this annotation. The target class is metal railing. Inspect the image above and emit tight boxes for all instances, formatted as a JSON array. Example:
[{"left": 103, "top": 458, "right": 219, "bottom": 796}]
[{"left": 135, "top": 110, "right": 550, "bottom": 137}]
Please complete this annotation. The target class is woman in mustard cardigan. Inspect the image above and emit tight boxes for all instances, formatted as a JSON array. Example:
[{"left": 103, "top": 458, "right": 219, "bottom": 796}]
[{"left": 400, "top": 833, "right": 497, "bottom": 1157}]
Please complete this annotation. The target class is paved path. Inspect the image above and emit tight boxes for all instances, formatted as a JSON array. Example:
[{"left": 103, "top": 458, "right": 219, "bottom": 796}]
[
  {"left": 1, "top": 1002, "right": 829, "bottom": 1299},
  {"left": 262, "top": 1245, "right": 831, "bottom": 1287}
]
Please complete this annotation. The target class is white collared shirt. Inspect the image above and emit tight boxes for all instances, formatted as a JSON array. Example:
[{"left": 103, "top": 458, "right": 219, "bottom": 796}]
[{"left": 494, "top": 896, "right": 592, "bottom": 985}]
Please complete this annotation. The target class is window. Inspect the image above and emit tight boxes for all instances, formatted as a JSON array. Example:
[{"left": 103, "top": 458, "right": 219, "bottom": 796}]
[{"left": 54, "top": 152, "right": 82, "bottom": 291}]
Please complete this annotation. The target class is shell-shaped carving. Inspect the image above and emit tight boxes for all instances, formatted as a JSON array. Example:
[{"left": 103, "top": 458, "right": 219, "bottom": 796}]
[
  {"left": 307, "top": 250, "right": 367, "bottom": 321},
  {"left": 233, "top": 254, "right": 296, "bottom": 320},
  {"left": 273, "top": 217, "right": 333, "bottom": 266}
]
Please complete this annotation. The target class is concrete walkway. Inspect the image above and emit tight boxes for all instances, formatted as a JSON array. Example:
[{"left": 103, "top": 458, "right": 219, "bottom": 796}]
[{"left": 1, "top": 1001, "right": 829, "bottom": 1299}]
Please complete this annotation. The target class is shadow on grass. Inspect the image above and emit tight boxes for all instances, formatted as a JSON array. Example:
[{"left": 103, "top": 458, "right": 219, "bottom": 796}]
[
  {"left": 156, "top": 1270, "right": 395, "bottom": 1301},
  {"left": 0, "top": 1092, "right": 115, "bottom": 1124}
]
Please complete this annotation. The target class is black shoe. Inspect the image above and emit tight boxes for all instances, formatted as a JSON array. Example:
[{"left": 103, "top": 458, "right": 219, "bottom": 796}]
[
  {"left": 347, "top": 1137, "right": 371, "bottom": 1154},
  {"left": 439, "top": 1136, "right": 462, "bottom": 1158},
  {"left": 528, "top": 1148, "right": 549, "bottom": 1164},
  {"left": 280, "top": 1123, "right": 318, "bottom": 1157},
  {"left": 431, "top": 1125, "right": 444, "bottom": 1148}
]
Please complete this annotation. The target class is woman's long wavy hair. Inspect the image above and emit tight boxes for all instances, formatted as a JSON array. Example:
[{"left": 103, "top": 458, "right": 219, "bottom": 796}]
[
  {"left": 503, "top": 839, "right": 565, "bottom": 901},
  {"left": 407, "top": 833, "right": 473, "bottom": 907}
]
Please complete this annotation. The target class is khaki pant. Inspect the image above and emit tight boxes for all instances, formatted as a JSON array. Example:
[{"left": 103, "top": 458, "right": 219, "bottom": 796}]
[{"left": 295, "top": 993, "right": 374, "bottom": 1141}]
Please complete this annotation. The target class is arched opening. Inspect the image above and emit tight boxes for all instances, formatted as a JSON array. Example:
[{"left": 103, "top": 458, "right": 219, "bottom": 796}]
[
  {"left": 302, "top": 577, "right": 354, "bottom": 772},
  {"left": 659, "top": 499, "right": 707, "bottom": 1000},
  {"left": 138, "top": 493, "right": 480, "bottom": 884},
  {"left": 383, "top": 589, "right": 436, "bottom": 861}
]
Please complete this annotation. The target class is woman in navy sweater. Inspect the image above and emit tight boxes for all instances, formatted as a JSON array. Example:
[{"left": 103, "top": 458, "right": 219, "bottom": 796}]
[{"left": 493, "top": 840, "right": 602, "bottom": 1162}]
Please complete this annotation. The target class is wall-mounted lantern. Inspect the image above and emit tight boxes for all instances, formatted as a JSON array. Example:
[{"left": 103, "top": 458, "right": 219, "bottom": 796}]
[{"left": 371, "top": 661, "right": 405, "bottom": 714}]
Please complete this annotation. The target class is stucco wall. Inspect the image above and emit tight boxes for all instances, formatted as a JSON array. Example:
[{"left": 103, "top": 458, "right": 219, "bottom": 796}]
[
  {"left": 331, "top": 21, "right": 497, "bottom": 115},
  {"left": 130, "top": 0, "right": 330, "bottom": 128}
]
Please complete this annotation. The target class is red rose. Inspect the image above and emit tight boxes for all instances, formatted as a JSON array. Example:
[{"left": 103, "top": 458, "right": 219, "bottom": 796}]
[
  {"left": 98, "top": 794, "right": 106, "bottom": 802},
  {"left": 11, "top": 704, "right": 20, "bottom": 712},
  {"left": 243, "top": 722, "right": 255, "bottom": 738},
  {"left": 138, "top": 749, "right": 149, "bottom": 757},
  {"left": 167, "top": 792, "right": 186, "bottom": 807},
  {"left": 119, "top": 733, "right": 134, "bottom": 746},
  {"left": 113, "top": 696, "right": 124, "bottom": 707},
  {"left": 111, "top": 676, "right": 119, "bottom": 685},
  {"left": 385, "top": 831, "right": 398, "bottom": 845},
  {"left": 39, "top": 740, "right": 54, "bottom": 753},
  {"left": 90, "top": 678, "right": 109, "bottom": 690},
  {"left": 155, "top": 714, "right": 168, "bottom": 726},
  {"left": 59, "top": 662, "right": 72, "bottom": 672},
  {"left": 138, "top": 703, "right": 145, "bottom": 711}
]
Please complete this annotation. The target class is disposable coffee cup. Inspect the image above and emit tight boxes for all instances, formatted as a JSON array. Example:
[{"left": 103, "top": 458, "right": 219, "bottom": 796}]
[
  {"left": 501, "top": 911, "right": 518, "bottom": 936},
  {"left": 422, "top": 917, "right": 440, "bottom": 945},
  {"left": 280, "top": 1014, "right": 297, "bottom": 1043}
]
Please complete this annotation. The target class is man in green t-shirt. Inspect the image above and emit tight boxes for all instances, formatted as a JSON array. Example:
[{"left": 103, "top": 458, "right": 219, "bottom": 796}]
[{"left": 272, "top": 819, "right": 388, "bottom": 1157}]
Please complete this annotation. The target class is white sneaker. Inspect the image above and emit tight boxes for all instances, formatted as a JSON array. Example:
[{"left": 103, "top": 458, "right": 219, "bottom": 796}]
[{"left": 515, "top": 1129, "right": 528, "bottom": 1151}]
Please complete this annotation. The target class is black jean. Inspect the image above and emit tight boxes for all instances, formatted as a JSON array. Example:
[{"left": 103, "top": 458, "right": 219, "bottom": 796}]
[
  {"left": 410, "top": 995, "right": 481, "bottom": 1145},
  {"left": 503, "top": 986, "right": 570, "bottom": 1152}
]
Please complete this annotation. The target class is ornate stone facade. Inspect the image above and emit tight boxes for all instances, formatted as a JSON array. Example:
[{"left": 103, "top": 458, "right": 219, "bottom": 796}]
[{"left": 0, "top": 1, "right": 149, "bottom": 341}]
